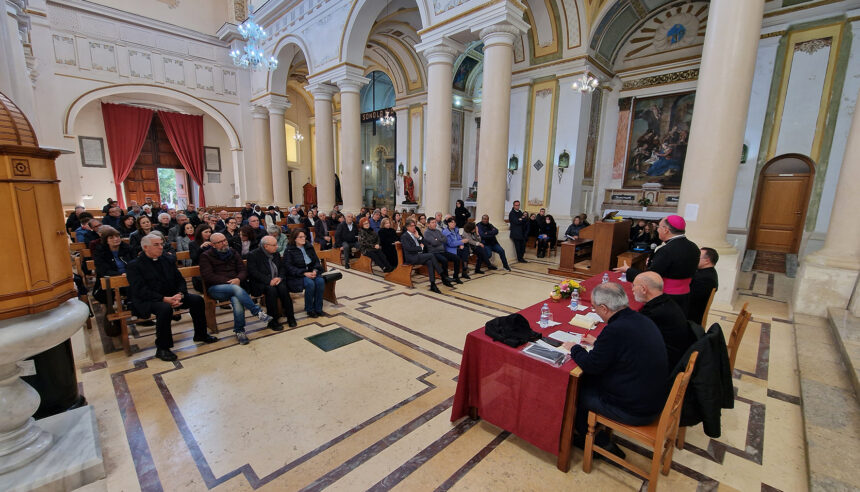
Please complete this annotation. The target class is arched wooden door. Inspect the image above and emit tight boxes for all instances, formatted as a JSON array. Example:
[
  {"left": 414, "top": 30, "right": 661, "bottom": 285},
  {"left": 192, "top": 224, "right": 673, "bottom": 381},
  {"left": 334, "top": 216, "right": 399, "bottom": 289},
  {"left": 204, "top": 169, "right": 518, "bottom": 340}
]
[{"left": 748, "top": 154, "right": 815, "bottom": 254}]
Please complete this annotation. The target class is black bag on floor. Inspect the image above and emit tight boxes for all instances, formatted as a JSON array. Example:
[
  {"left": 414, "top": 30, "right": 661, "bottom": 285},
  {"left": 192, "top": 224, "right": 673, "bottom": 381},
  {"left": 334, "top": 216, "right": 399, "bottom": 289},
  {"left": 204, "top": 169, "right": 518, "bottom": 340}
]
[{"left": 485, "top": 313, "right": 540, "bottom": 348}]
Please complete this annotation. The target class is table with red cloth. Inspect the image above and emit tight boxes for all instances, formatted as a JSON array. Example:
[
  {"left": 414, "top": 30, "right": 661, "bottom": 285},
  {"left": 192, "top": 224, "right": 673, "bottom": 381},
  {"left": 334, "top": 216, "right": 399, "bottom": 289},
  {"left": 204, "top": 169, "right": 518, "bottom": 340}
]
[{"left": 450, "top": 271, "right": 641, "bottom": 472}]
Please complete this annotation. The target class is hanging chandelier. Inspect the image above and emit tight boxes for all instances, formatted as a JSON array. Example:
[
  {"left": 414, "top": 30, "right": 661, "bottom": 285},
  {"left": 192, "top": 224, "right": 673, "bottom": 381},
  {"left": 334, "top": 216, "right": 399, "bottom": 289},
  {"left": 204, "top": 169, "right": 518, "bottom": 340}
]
[
  {"left": 230, "top": 2, "right": 278, "bottom": 71},
  {"left": 378, "top": 109, "right": 395, "bottom": 127},
  {"left": 293, "top": 131, "right": 304, "bottom": 142},
  {"left": 572, "top": 73, "right": 599, "bottom": 93}
]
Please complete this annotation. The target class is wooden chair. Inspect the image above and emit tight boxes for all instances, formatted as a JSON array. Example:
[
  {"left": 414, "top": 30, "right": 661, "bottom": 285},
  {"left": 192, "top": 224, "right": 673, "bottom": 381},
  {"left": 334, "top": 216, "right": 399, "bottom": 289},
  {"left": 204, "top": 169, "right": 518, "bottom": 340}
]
[
  {"left": 675, "top": 304, "right": 750, "bottom": 449},
  {"left": 699, "top": 287, "right": 717, "bottom": 326},
  {"left": 584, "top": 352, "right": 699, "bottom": 492},
  {"left": 351, "top": 253, "right": 373, "bottom": 274},
  {"left": 384, "top": 242, "right": 415, "bottom": 288}
]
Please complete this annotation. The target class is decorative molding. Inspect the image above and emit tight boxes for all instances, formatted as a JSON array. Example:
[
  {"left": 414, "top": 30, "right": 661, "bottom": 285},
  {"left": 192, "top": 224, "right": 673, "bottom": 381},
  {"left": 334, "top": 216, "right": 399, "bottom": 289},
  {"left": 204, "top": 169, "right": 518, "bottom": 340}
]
[
  {"left": 794, "top": 37, "right": 832, "bottom": 54},
  {"left": 163, "top": 57, "right": 185, "bottom": 85},
  {"left": 621, "top": 68, "right": 699, "bottom": 91},
  {"left": 88, "top": 41, "right": 117, "bottom": 72},
  {"left": 12, "top": 160, "right": 31, "bottom": 177},
  {"left": 128, "top": 49, "right": 153, "bottom": 79},
  {"left": 194, "top": 64, "right": 215, "bottom": 92},
  {"left": 433, "top": 0, "right": 469, "bottom": 15},
  {"left": 52, "top": 34, "right": 76, "bottom": 66}
]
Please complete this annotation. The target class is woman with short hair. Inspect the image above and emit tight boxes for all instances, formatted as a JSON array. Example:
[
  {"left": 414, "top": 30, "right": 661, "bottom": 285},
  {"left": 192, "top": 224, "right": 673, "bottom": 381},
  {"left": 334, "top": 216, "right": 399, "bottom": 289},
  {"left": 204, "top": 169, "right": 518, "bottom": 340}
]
[
  {"left": 283, "top": 229, "right": 326, "bottom": 317},
  {"left": 357, "top": 217, "right": 393, "bottom": 272}
]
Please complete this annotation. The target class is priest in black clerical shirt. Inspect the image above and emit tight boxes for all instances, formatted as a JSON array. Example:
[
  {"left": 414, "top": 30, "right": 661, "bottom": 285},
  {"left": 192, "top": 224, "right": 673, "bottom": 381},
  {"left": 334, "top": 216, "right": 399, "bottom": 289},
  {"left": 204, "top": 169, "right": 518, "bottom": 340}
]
[
  {"left": 633, "top": 272, "right": 698, "bottom": 371},
  {"left": 689, "top": 247, "right": 720, "bottom": 325}
]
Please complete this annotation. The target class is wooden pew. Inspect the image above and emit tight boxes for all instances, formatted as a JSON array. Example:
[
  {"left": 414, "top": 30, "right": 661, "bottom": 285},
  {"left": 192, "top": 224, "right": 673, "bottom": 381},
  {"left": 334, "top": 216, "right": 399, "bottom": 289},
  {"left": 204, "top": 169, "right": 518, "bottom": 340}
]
[{"left": 384, "top": 242, "right": 415, "bottom": 288}]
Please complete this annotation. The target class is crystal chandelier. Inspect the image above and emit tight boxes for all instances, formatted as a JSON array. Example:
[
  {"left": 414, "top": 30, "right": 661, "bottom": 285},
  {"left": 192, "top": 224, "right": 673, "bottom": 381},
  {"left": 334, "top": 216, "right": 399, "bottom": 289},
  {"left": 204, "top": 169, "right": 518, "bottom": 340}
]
[
  {"left": 230, "top": 2, "right": 278, "bottom": 71},
  {"left": 378, "top": 109, "right": 395, "bottom": 127},
  {"left": 572, "top": 73, "right": 599, "bottom": 93},
  {"left": 293, "top": 131, "right": 304, "bottom": 142}
]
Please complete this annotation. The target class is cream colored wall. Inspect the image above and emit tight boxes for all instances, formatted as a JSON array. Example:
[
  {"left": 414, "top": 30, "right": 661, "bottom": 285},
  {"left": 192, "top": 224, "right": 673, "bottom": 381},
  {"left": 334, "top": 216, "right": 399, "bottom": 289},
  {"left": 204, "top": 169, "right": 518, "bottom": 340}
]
[
  {"left": 202, "top": 114, "right": 237, "bottom": 206},
  {"left": 284, "top": 87, "right": 313, "bottom": 205},
  {"left": 86, "top": 0, "right": 229, "bottom": 34}
]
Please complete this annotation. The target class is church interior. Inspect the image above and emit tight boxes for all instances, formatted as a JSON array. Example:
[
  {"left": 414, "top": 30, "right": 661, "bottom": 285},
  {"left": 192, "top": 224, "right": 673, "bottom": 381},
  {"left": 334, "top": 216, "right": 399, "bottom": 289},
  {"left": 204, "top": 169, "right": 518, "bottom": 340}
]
[{"left": 0, "top": 0, "right": 859, "bottom": 490}]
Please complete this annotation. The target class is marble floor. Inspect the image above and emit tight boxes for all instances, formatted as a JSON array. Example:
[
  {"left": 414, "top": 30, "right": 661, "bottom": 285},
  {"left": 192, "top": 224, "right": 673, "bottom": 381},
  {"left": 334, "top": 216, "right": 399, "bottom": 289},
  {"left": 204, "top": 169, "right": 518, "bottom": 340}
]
[{"left": 68, "top": 253, "right": 833, "bottom": 491}]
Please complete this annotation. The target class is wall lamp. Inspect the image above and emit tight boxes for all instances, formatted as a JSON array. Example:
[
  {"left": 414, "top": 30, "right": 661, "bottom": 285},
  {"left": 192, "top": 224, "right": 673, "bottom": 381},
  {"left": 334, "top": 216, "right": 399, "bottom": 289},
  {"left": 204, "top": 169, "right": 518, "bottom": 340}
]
[{"left": 557, "top": 150, "right": 570, "bottom": 182}]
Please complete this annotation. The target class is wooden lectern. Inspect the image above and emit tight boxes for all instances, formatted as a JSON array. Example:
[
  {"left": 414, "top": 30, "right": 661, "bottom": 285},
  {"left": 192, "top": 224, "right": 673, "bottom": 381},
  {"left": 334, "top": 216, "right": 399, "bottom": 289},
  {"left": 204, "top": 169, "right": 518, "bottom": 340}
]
[{"left": 548, "top": 220, "right": 631, "bottom": 278}]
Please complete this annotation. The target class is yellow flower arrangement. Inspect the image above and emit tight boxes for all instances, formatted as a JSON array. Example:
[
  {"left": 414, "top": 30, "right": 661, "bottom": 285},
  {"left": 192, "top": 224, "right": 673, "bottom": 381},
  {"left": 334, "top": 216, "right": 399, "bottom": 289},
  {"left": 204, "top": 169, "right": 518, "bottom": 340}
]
[{"left": 551, "top": 279, "right": 584, "bottom": 300}]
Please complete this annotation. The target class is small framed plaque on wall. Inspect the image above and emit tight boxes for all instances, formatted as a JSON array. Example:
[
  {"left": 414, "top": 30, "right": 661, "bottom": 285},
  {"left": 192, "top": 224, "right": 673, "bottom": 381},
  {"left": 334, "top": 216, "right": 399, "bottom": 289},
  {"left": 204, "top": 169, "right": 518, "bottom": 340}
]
[
  {"left": 204, "top": 146, "right": 221, "bottom": 172},
  {"left": 78, "top": 136, "right": 106, "bottom": 168}
]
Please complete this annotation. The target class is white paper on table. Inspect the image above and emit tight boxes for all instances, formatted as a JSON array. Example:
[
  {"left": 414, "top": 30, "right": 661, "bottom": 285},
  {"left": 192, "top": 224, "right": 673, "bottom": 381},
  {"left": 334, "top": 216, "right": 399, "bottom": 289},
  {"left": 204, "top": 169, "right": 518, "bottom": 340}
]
[
  {"left": 548, "top": 331, "right": 583, "bottom": 344},
  {"left": 583, "top": 312, "right": 603, "bottom": 323},
  {"left": 568, "top": 304, "right": 589, "bottom": 312},
  {"left": 536, "top": 320, "right": 562, "bottom": 328}
]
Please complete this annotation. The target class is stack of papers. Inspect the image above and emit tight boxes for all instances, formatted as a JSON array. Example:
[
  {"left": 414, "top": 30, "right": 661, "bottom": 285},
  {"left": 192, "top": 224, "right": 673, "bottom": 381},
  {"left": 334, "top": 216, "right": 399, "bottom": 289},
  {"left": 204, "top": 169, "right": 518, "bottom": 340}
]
[
  {"left": 570, "top": 312, "right": 602, "bottom": 330},
  {"left": 522, "top": 343, "right": 568, "bottom": 366},
  {"left": 548, "top": 331, "right": 583, "bottom": 345}
]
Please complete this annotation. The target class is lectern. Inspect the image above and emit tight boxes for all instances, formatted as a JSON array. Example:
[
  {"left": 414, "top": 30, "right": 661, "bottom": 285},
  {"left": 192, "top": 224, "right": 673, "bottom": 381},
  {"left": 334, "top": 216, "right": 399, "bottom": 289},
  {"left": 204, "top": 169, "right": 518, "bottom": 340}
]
[{"left": 548, "top": 220, "right": 631, "bottom": 278}]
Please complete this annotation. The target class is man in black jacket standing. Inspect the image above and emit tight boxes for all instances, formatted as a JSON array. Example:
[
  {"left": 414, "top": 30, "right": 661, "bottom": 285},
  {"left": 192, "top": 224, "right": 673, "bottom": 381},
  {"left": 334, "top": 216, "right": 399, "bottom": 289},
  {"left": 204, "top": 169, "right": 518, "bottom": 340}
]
[
  {"left": 247, "top": 236, "right": 297, "bottom": 330},
  {"left": 689, "top": 247, "right": 719, "bottom": 325},
  {"left": 561, "top": 282, "right": 668, "bottom": 457},
  {"left": 633, "top": 272, "right": 697, "bottom": 370},
  {"left": 615, "top": 214, "right": 699, "bottom": 315},
  {"left": 508, "top": 200, "right": 529, "bottom": 263},
  {"left": 335, "top": 213, "right": 359, "bottom": 269},
  {"left": 126, "top": 233, "right": 217, "bottom": 361}
]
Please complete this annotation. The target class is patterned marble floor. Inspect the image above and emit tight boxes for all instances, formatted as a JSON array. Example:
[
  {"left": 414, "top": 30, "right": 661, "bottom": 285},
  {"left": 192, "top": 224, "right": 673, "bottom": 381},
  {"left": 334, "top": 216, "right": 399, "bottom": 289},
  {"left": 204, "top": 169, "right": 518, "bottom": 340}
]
[{"left": 73, "top": 255, "right": 816, "bottom": 491}]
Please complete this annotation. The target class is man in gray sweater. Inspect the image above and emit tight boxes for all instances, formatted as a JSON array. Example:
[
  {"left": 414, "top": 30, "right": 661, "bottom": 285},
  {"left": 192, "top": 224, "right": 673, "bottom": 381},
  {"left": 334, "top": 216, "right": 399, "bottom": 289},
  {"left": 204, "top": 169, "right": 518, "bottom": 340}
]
[{"left": 423, "top": 218, "right": 463, "bottom": 284}]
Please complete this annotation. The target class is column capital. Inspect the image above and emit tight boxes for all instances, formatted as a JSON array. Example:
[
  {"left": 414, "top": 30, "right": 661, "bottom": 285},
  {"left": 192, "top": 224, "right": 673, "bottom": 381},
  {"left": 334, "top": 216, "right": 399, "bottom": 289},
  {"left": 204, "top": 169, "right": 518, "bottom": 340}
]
[
  {"left": 478, "top": 24, "right": 522, "bottom": 48},
  {"left": 256, "top": 94, "right": 291, "bottom": 114},
  {"left": 305, "top": 82, "right": 338, "bottom": 101},
  {"left": 334, "top": 74, "right": 369, "bottom": 94},
  {"left": 415, "top": 37, "right": 463, "bottom": 66},
  {"left": 251, "top": 105, "right": 269, "bottom": 119}
]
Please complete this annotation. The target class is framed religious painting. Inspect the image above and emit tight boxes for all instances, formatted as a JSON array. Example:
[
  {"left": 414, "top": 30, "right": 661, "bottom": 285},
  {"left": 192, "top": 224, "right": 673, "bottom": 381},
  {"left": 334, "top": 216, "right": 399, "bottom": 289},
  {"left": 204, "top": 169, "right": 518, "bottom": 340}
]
[
  {"left": 623, "top": 91, "right": 695, "bottom": 188},
  {"left": 204, "top": 146, "right": 221, "bottom": 172}
]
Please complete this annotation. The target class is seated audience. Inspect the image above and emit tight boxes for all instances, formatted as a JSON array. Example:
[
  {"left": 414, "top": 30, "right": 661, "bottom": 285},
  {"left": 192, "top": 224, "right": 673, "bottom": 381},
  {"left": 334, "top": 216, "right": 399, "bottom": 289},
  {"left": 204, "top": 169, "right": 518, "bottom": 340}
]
[
  {"left": 335, "top": 213, "right": 359, "bottom": 269},
  {"left": 443, "top": 218, "right": 472, "bottom": 277},
  {"left": 147, "top": 230, "right": 175, "bottom": 259},
  {"left": 454, "top": 199, "right": 471, "bottom": 229},
  {"left": 128, "top": 216, "right": 154, "bottom": 256},
  {"left": 155, "top": 213, "right": 172, "bottom": 236},
  {"left": 92, "top": 226, "right": 134, "bottom": 303},
  {"left": 415, "top": 214, "right": 427, "bottom": 236},
  {"left": 198, "top": 233, "right": 272, "bottom": 345},
  {"left": 369, "top": 210, "right": 383, "bottom": 232},
  {"left": 633, "top": 272, "right": 697, "bottom": 370},
  {"left": 66, "top": 206, "right": 85, "bottom": 235},
  {"left": 267, "top": 225, "right": 288, "bottom": 256},
  {"left": 185, "top": 204, "right": 200, "bottom": 226},
  {"left": 536, "top": 214, "right": 558, "bottom": 258},
  {"left": 223, "top": 217, "right": 241, "bottom": 252},
  {"left": 315, "top": 212, "right": 332, "bottom": 250},
  {"left": 126, "top": 233, "right": 217, "bottom": 361},
  {"left": 239, "top": 225, "right": 260, "bottom": 259},
  {"left": 561, "top": 282, "right": 668, "bottom": 457},
  {"left": 357, "top": 217, "right": 393, "bottom": 272},
  {"left": 75, "top": 217, "right": 100, "bottom": 244},
  {"left": 476, "top": 215, "right": 511, "bottom": 271},
  {"left": 392, "top": 212, "right": 404, "bottom": 234},
  {"left": 174, "top": 222, "right": 196, "bottom": 267},
  {"left": 283, "top": 229, "right": 326, "bottom": 318},
  {"left": 377, "top": 218, "right": 399, "bottom": 268},
  {"left": 247, "top": 236, "right": 297, "bottom": 329},
  {"left": 102, "top": 206, "right": 123, "bottom": 230},
  {"left": 400, "top": 219, "right": 452, "bottom": 293},
  {"left": 689, "top": 247, "right": 720, "bottom": 324},
  {"left": 462, "top": 222, "right": 492, "bottom": 273},
  {"left": 564, "top": 215, "right": 586, "bottom": 240},
  {"left": 167, "top": 213, "right": 189, "bottom": 244},
  {"left": 189, "top": 224, "right": 213, "bottom": 265},
  {"left": 247, "top": 215, "right": 266, "bottom": 235},
  {"left": 424, "top": 217, "right": 464, "bottom": 283},
  {"left": 264, "top": 206, "right": 281, "bottom": 228},
  {"left": 214, "top": 210, "right": 229, "bottom": 232},
  {"left": 302, "top": 209, "right": 318, "bottom": 240},
  {"left": 119, "top": 215, "right": 137, "bottom": 238}
]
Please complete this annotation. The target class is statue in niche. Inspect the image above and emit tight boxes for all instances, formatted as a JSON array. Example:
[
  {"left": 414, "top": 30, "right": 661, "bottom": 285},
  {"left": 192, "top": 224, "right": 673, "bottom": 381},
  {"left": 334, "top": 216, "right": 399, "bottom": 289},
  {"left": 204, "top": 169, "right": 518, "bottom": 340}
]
[{"left": 403, "top": 173, "right": 416, "bottom": 204}]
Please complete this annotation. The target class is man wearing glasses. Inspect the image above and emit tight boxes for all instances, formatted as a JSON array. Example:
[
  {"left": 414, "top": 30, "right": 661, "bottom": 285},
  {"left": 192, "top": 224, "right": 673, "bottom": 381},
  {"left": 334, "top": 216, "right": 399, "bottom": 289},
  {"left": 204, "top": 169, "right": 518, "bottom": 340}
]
[
  {"left": 614, "top": 214, "right": 699, "bottom": 316},
  {"left": 199, "top": 233, "right": 273, "bottom": 345},
  {"left": 126, "top": 234, "right": 217, "bottom": 361}
]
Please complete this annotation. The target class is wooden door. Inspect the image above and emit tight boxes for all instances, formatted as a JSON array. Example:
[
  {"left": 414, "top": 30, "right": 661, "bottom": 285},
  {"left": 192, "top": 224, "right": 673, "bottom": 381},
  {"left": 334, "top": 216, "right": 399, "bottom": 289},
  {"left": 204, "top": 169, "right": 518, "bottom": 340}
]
[
  {"left": 174, "top": 169, "right": 189, "bottom": 209},
  {"left": 124, "top": 114, "right": 180, "bottom": 206},
  {"left": 124, "top": 167, "right": 159, "bottom": 205},
  {"left": 748, "top": 154, "right": 814, "bottom": 254}
]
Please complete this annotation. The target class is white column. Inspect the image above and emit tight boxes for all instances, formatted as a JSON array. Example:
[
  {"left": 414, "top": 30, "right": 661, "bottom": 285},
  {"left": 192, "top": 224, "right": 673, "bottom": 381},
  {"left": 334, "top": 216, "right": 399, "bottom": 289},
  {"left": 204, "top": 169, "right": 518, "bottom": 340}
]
[
  {"left": 678, "top": 0, "right": 765, "bottom": 250},
  {"left": 793, "top": 85, "right": 860, "bottom": 316},
  {"left": 420, "top": 42, "right": 459, "bottom": 216},
  {"left": 261, "top": 95, "right": 291, "bottom": 206},
  {"left": 230, "top": 149, "right": 244, "bottom": 206},
  {"left": 249, "top": 106, "right": 274, "bottom": 203},
  {"left": 335, "top": 75, "right": 367, "bottom": 214},
  {"left": 476, "top": 25, "right": 519, "bottom": 227},
  {"left": 307, "top": 84, "right": 338, "bottom": 211}
]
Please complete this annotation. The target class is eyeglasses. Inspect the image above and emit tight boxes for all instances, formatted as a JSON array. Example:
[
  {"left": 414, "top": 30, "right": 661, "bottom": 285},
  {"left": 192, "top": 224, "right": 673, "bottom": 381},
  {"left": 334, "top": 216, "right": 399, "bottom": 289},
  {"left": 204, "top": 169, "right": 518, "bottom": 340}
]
[{"left": 212, "top": 239, "right": 227, "bottom": 245}]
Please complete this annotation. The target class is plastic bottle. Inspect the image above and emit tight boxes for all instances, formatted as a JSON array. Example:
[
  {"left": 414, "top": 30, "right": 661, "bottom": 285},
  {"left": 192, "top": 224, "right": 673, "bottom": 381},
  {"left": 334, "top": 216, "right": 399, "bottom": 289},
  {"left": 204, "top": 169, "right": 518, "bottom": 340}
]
[
  {"left": 569, "top": 289, "right": 579, "bottom": 310},
  {"left": 602, "top": 272, "right": 609, "bottom": 283},
  {"left": 540, "top": 303, "right": 550, "bottom": 328}
]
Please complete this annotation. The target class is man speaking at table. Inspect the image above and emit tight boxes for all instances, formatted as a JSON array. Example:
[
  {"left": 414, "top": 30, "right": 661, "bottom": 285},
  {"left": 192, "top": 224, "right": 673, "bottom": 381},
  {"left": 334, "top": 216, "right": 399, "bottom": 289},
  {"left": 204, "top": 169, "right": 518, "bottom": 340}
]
[
  {"left": 561, "top": 282, "right": 668, "bottom": 458},
  {"left": 614, "top": 214, "right": 699, "bottom": 316}
]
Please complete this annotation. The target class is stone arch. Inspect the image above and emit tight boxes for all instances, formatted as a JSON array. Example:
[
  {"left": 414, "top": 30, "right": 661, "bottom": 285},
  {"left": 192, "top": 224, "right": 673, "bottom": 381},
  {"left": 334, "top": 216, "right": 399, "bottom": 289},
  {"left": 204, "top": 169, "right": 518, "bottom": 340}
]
[
  {"left": 340, "top": 0, "right": 430, "bottom": 66},
  {"left": 267, "top": 35, "right": 314, "bottom": 94},
  {"left": 64, "top": 84, "right": 241, "bottom": 149}
]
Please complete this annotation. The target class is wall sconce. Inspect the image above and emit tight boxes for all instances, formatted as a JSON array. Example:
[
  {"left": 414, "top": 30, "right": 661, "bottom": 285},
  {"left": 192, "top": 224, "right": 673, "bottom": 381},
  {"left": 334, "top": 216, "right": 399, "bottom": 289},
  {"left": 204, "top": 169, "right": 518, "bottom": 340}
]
[
  {"left": 507, "top": 153, "right": 519, "bottom": 184},
  {"left": 557, "top": 150, "right": 570, "bottom": 182}
]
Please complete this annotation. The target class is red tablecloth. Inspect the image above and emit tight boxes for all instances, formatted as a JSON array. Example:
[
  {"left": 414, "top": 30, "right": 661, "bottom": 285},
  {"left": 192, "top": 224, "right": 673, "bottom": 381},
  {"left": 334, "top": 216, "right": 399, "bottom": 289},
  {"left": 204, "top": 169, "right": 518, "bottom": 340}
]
[{"left": 450, "top": 271, "right": 641, "bottom": 456}]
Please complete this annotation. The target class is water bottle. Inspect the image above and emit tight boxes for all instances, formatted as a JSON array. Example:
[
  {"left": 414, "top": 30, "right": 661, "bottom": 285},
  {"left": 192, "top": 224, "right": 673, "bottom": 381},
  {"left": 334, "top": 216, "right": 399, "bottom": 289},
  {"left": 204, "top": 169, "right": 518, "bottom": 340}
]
[
  {"left": 602, "top": 272, "right": 609, "bottom": 283},
  {"left": 569, "top": 289, "right": 579, "bottom": 310},
  {"left": 539, "top": 303, "right": 550, "bottom": 328}
]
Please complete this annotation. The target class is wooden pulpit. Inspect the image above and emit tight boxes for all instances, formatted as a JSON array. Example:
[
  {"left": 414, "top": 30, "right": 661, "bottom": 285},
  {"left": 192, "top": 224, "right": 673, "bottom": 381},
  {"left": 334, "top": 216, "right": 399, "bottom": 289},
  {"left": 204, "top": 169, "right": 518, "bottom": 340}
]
[{"left": 548, "top": 220, "right": 631, "bottom": 278}]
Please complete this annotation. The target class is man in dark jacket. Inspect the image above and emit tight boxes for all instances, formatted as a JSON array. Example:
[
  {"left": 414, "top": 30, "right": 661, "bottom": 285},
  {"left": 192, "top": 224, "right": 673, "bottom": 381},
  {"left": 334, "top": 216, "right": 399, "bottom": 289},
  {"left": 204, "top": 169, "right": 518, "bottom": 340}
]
[
  {"left": 314, "top": 212, "right": 332, "bottom": 250},
  {"left": 615, "top": 214, "right": 699, "bottom": 315},
  {"left": 689, "top": 247, "right": 719, "bottom": 325},
  {"left": 633, "top": 272, "right": 698, "bottom": 370},
  {"left": 126, "top": 233, "right": 216, "bottom": 361},
  {"left": 562, "top": 282, "right": 669, "bottom": 457},
  {"left": 247, "top": 236, "right": 296, "bottom": 330},
  {"left": 199, "top": 233, "right": 272, "bottom": 345},
  {"left": 423, "top": 217, "right": 464, "bottom": 283},
  {"left": 66, "top": 206, "right": 85, "bottom": 235},
  {"left": 335, "top": 213, "right": 359, "bottom": 268},
  {"left": 508, "top": 200, "right": 529, "bottom": 263},
  {"left": 401, "top": 219, "right": 452, "bottom": 293},
  {"left": 477, "top": 215, "right": 510, "bottom": 271}
]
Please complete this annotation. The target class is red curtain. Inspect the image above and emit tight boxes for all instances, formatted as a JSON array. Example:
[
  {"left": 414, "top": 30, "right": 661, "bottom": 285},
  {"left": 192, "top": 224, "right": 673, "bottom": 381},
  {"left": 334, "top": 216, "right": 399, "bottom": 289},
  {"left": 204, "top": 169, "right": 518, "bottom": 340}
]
[
  {"left": 101, "top": 103, "right": 154, "bottom": 209},
  {"left": 158, "top": 111, "right": 206, "bottom": 207}
]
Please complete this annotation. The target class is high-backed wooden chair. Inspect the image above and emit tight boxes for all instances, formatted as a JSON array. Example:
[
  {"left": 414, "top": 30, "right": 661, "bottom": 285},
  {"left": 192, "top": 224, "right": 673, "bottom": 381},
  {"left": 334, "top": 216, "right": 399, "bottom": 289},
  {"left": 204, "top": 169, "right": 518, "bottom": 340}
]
[
  {"left": 584, "top": 352, "right": 699, "bottom": 492},
  {"left": 675, "top": 303, "right": 750, "bottom": 449},
  {"left": 699, "top": 287, "right": 717, "bottom": 326}
]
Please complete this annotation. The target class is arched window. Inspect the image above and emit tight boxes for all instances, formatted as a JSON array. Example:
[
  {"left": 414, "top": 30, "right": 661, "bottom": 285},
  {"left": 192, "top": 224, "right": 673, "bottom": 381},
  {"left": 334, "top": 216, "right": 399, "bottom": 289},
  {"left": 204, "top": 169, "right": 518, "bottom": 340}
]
[
  {"left": 284, "top": 121, "right": 300, "bottom": 166},
  {"left": 360, "top": 71, "right": 395, "bottom": 113}
]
